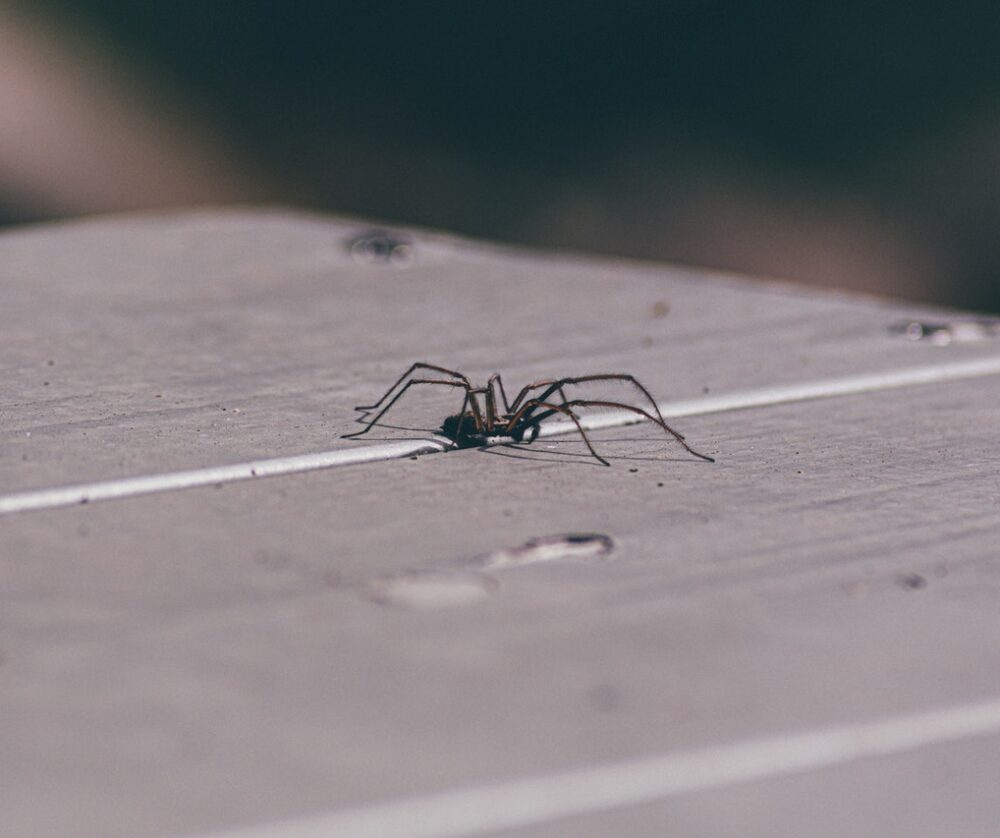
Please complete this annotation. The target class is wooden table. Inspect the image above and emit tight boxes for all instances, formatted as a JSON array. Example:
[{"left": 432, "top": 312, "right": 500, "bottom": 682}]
[{"left": 3, "top": 210, "right": 1000, "bottom": 837}]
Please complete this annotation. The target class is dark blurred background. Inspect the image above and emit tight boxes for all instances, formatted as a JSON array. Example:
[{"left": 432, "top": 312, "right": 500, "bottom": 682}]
[{"left": 2, "top": 2, "right": 999, "bottom": 310}]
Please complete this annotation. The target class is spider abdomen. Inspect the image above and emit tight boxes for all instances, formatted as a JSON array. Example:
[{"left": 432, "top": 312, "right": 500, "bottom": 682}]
[{"left": 440, "top": 413, "right": 521, "bottom": 448}]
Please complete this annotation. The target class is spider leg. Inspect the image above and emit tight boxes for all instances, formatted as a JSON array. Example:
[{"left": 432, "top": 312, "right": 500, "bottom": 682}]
[
  {"left": 452, "top": 389, "right": 470, "bottom": 439},
  {"left": 509, "top": 379, "right": 558, "bottom": 412},
  {"left": 342, "top": 378, "right": 471, "bottom": 438},
  {"left": 488, "top": 374, "right": 511, "bottom": 413},
  {"left": 354, "top": 363, "right": 470, "bottom": 411},
  {"left": 486, "top": 380, "right": 512, "bottom": 431},
  {"left": 466, "top": 389, "right": 487, "bottom": 432},
  {"left": 505, "top": 399, "right": 610, "bottom": 466},
  {"left": 561, "top": 399, "right": 714, "bottom": 462},
  {"left": 504, "top": 384, "right": 572, "bottom": 430},
  {"left": 510, "top": 375, "right": 644, "bottom": 415},
  {"left": 523, "top": 375, "right": 669, "bottom": 429}
]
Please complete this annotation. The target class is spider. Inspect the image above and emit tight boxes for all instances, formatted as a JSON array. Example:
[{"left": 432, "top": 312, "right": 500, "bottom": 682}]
[{"left": 342, "top": 362, "right": 714, "bottom": 466}]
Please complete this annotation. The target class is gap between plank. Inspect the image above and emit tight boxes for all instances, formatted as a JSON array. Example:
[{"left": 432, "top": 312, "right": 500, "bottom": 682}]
[
  {"left": 2, "top": 355, "right": 1000, "bottom": 516},
  {"left": 201, "top": 695, "right": 1000, "bottom": 838}
]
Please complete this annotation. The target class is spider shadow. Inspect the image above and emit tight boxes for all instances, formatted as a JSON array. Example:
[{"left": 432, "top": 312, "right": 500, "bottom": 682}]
[
  {"left": 343, "top": 419, "right": 709, "bottom": 466},
  {"left": 340, "top": 419, "right": 450, "bottom": 444}
]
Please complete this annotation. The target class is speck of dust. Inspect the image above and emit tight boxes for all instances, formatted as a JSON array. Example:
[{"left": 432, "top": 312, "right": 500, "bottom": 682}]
[{"left": 897, "top": 572, "right": 928, "bottom": 591}]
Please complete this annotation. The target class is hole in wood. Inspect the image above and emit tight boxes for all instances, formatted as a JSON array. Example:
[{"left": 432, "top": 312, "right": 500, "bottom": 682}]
[
  {"left": 890, "top": 318, "right": 1000, "bottom": 345},
  {"left": 479, "top": 533, "right": 616, "bottom": 570}
]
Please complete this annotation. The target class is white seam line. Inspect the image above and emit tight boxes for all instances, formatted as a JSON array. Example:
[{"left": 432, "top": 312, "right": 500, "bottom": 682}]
[
  {"left": 537, "top": 353, "right": 1000, "bottom": 435},
  {"left": 3, "top": 355, "right": 1000, "bottom": 516},
  {"left": 0, "top": 439, "right": 451, "bottom": 515},
  {"left": 198, "top": 696, "right": 1000, "bottom": 838}
]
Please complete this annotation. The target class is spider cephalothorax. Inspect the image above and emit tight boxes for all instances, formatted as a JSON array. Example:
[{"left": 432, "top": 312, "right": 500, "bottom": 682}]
[{"left": 343, "top": 362, "right": 714, "bottom": 466}]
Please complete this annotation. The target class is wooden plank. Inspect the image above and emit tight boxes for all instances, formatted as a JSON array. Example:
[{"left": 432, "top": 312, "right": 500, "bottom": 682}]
[
  {"left": 1, "top": 209, "right": 988, "bottom": 494},
  {"left": 2, "top": 211, "right": 1000, "bottom": 836}
]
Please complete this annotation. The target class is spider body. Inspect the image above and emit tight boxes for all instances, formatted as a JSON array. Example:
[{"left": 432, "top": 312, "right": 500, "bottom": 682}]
[
  {"left": 343, "top": 362, "right": 714, "bottom": 466},
  {"left": 440, "top": 412, "right": 540, "bottom": 448}
]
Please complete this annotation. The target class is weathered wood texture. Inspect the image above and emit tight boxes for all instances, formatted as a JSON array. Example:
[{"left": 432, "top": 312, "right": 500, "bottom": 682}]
[{"left": 2, "top": 210, "right": 1000, "bottom": 837}]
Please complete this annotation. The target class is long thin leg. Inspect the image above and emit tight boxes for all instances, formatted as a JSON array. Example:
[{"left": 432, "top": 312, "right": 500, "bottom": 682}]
[
  {"left": 354, "top": 363, "right": 470, "bottom": 411},
  {"left": 484, "top": 381, "right": 498, "bottom": 431},
  {"left": 504, "top": 399, "right": 610, "bottom": 466},
  {"left": 342, "top": 378, "right": 471, "bottom": 438},
  {"left": 532, "top": 398, "right": 714, "bottom": 462},
  {"left": 466, "top": 389, "right": 486, "bottom": 432},
  {"left": 510, "top": 381, "right": 604, "bottom": 430},
  {"left": 509, "top": 379, "right": 559, "bottom": 413},
  {"left": 488, "top": 374, "right": 510, "bottom": 413},
  {"left": 516, "top": 375, "right": 668, "bottom": 428},
  {"left": 510, "top": 375, "right": 645, "bottom": 415},
  {"left": 452, "top": 390, "right": 469, "bottom": 436}
]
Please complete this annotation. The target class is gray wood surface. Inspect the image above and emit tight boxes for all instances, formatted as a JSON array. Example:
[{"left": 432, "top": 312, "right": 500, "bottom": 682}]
[{"left": 2, "top": 209, "right": 1000, "bottom": 837}]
